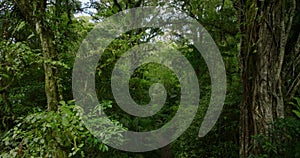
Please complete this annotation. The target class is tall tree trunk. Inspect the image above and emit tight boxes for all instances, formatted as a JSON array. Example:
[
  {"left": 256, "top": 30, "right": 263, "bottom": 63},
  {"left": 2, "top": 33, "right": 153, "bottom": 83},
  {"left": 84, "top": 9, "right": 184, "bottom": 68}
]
[
  {"left": 35, "top": 21, "right": 59, "bottom": 111},
  {"left": 14, "top": 0, "right": 59, "bottom": 111},
  {"left": 238, "top": 0, "right": 287, "bottom": 157}
]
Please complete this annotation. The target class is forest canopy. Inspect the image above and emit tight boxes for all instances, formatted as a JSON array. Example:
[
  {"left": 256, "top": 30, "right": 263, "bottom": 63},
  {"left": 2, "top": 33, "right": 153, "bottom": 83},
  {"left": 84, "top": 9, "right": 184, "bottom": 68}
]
[{"left": 0, "top": 0, "right": 300, "bottom": 157}]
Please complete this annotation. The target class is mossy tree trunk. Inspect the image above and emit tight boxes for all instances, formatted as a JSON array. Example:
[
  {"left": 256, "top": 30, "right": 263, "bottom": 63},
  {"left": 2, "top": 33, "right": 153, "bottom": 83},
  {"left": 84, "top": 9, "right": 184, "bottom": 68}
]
[
  {"left": 14, "top": 0, "right": 59, "bottom": 111},
  {"left": 237, "top": 0, "right": 299, "bottom": 157}
]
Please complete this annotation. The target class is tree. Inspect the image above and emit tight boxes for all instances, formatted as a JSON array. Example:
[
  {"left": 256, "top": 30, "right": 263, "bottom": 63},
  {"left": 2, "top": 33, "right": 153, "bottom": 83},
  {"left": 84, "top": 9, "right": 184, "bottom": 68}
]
[
  {"left": 12, "top": 0, "right": 81, "bottom": 111},
  {"left": 237, "top": 0, "right": 300, "bottom": 157},
  {"left": 0, "top": 0, "right": 39, "bottom": 130}
]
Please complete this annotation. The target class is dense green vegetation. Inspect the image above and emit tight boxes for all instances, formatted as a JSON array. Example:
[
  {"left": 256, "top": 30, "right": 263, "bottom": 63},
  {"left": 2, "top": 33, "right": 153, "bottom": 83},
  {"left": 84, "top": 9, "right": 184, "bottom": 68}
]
[{"left": 1, "top": 0, "right": 300, "bottom": 157}]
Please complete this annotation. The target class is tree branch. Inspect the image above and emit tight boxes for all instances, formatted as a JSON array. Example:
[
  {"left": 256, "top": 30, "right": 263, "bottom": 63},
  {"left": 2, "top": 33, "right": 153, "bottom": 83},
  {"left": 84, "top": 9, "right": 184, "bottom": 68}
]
[
  {"left": 285, "top": 0, "right": 296, "bottom": 37},
  {"left": 13, "top": 0, "right": 33, "bottom": 19},
  {"left": 220, "top": 0, "right": 225, "bottom": 12},
  {"left": 293, "top": 33, "right": 300, "bottom": 66},
  {"left": 283, "top": 32, "right": 300, "bottom": 78},
  {"left": 287, "top": 72, "right": 300, "bottom": 100},
  {"left": 0, "top": 77, "right": 15, "bottom": 93}
]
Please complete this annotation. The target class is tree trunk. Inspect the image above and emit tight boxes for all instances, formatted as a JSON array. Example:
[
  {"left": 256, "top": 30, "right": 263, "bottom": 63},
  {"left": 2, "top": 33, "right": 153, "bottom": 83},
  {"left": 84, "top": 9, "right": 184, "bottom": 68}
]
[
  {"left": 238, "top": 0, "right": 286, "bottom": 157},
  {"left": 161, "top": 144, "right": 174, "bottom": 158},
  {"left": 14, "top": 0, "right": 59, "bottom": 111},
  {"left": 35, "top": 21, "right": 59, "bottom": 111}
]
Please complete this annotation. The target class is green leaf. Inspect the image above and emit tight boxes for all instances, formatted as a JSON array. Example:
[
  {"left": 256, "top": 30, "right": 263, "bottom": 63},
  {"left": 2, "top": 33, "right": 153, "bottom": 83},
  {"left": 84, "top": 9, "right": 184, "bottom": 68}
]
[
  {"left": 1, "top": 74, "right": 10, "bottom": 79},
  {"left": 59, "top": 101, "right": 66, "bottom": 106},
  {"left": 292, "top": 110, "right": 300, "bottom": 119},
  {"left": 294, "top": 97, "right": 300, "bottom": 108},
  {"left": 15, "top": 21, "right": 26, "bottom": 32},
  {"left": 27, "top": 33, "right": 35, "bottom": 39}
]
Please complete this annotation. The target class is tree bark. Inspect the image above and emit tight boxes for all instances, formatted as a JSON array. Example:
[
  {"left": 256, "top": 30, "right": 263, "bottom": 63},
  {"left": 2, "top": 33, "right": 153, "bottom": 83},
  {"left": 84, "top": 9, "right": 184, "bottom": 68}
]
[
  {"left": 161, "top": 144, "right": 174, "bottom": 158},
  {"left": 238, "top": 0, "right": 287, "bottom": 157},
  {"left": 14, "top": 0, "right": 59, "bottom": 111},
  {"left": 35, "top": 21, "right": 59, "bottom": 111}
]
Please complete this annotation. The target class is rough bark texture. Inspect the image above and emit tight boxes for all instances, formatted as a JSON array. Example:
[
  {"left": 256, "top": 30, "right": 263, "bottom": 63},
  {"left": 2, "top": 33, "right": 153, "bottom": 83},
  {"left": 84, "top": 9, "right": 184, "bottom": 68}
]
[{"left": 238, "top": 0, "right": 288, "bottom": 157}]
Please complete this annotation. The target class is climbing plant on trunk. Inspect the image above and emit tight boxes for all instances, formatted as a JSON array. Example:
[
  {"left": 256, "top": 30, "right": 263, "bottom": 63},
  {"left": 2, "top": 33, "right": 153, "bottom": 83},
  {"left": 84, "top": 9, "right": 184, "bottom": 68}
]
[
  {"left": 13, "top": 0, "right": 59, "bottom": 111},
  {"left": 237, "top": 0, "right": 300, "bottom": 157},
  {"left": 12, "top": 0, "right": 79, "bottom": 111}
]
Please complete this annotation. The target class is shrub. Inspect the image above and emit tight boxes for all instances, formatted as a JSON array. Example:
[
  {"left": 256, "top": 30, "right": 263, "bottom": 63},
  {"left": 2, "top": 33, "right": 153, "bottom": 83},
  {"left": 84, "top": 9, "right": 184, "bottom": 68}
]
[
  {"left": 0, "top": 100, "right": 125, "bottom": 157},
  {"left": 252, "top": 117, "right": 300, "bottom": 158}
]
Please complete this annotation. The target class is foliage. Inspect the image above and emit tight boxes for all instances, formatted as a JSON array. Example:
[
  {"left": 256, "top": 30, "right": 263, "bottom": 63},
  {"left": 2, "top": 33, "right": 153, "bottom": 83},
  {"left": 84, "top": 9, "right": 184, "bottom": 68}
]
[
  {"left": 251, "top": 117, "right": 300, "bottom": 158},
  {"left": 172, "top": 80, "right": 241, "bottom": 158},
  {"left": 0, "top": 101, "right": 125, "bottom": 157},
  {"left": 0, "top": 40, "right": 39, "bottom": 130},
  {"left": 289, "top": 97, "right": 300, "bottom": 119},
  {"left": 1, "top": 0, "right": 299, "bottom": 157}
]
